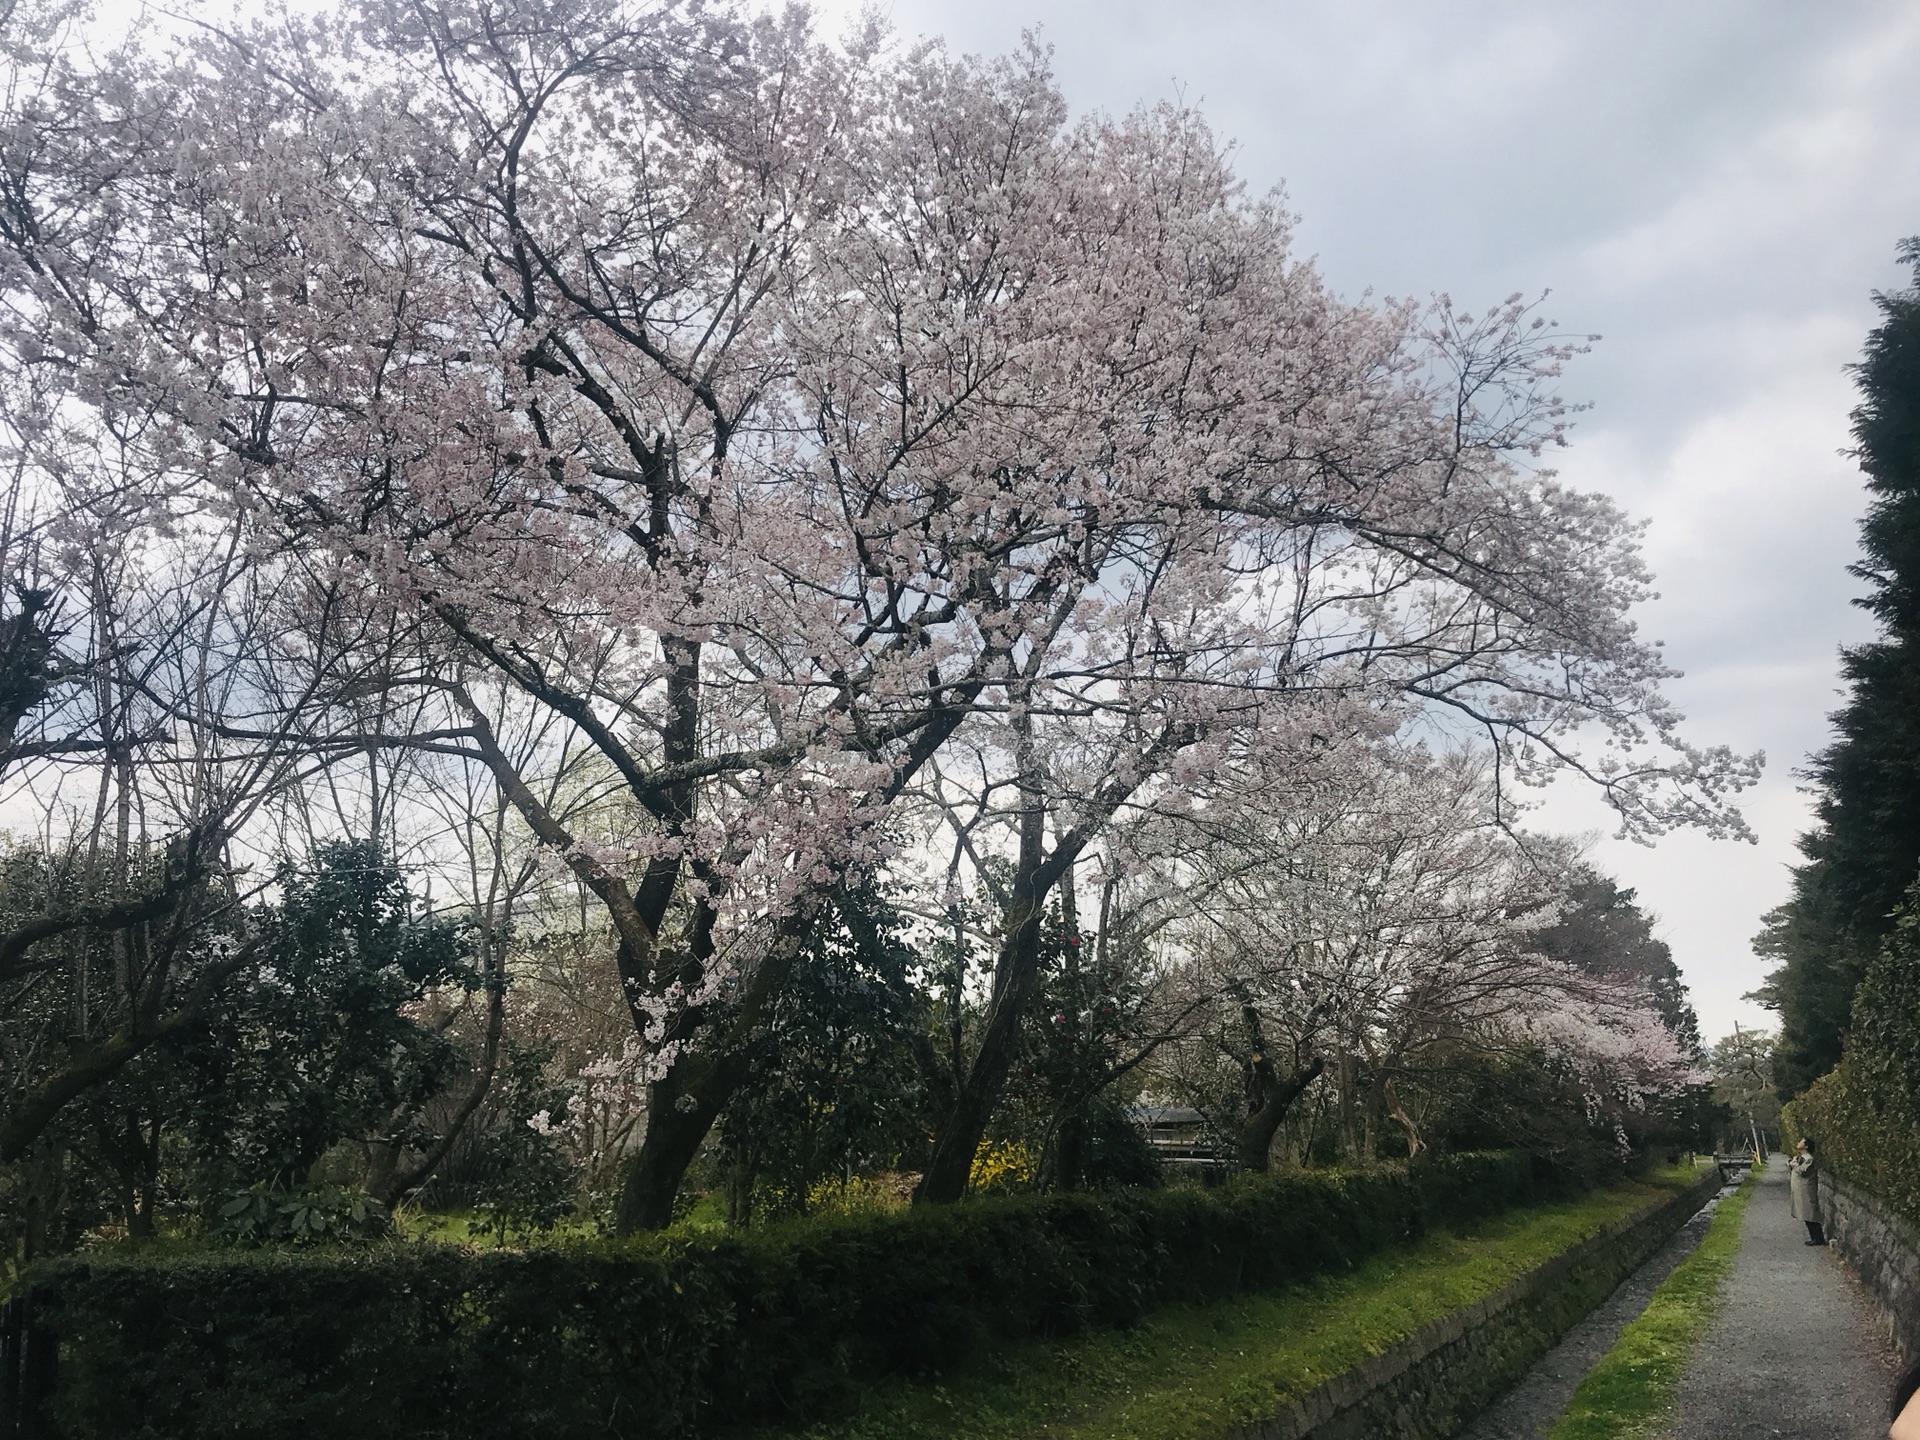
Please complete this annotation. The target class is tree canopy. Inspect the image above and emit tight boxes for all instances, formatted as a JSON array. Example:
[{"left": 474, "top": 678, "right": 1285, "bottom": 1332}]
[{"left": 0, "top": 0, "right": 1747, "bottom": 1248}]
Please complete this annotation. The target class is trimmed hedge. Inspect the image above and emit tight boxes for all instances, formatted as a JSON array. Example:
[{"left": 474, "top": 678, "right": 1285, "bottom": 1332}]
[
  {"left": 1782, "top": 899, "right": 1920, "bottom": 1233},
  {"left": 1782, "top": 1060, "right": 1920, "bottom": 1231},
  {"left": 23, "top": 1151, "right": 1541, "bottom": 1440}
]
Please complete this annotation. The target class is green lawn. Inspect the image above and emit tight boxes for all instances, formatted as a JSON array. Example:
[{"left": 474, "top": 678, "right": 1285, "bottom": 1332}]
[
  {"left": 1546, "top": 1172, "right": 1753, "bottom": 1440},
  {"left": 747, "top": 1165, "right": 1709, "bottom": 1440}
]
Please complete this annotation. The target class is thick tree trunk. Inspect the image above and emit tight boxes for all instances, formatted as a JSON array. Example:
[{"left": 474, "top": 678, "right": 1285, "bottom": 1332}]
[
  {"left": 617, "top": 1088, "right": 715, "bottom": 1232},
  {"left": 1235, "top": 1057, "right": 1325, "bottom": 1171},
  {"left": 916, "top": 889, "right": 1049, "bottom": 1205},
  {"left": 615, "top": 1042, "right": 750, "bottom": 1231},
  {"left": 1234, "top": 1002, "right": 1325, "bottom": 1173},
  {"left": 612, "top": 917, "right": 810, "bottom": 1234},
  {"left": 1231, "top": 1001, "right": 1324, "bottom": 1172}
]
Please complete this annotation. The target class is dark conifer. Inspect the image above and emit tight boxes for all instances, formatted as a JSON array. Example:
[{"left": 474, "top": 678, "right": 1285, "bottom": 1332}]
[{"left": 1758, "top": 240, "right": 1920, "bottom": 1095}]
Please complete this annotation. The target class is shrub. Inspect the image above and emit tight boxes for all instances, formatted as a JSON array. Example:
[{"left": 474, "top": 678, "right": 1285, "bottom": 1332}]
[
  {"left": 215, "top": 1183, "right": 390, "bottom": 1247},
  {"left": 1782, "top": 891, "right": 1920, "bottom": 1231},
  {"left": 21, "top": 1151, "right": 1541, "bottom": 1440},
  {"left": 1782, "top": 1061, "right": 1920, "bottom": 1228}
]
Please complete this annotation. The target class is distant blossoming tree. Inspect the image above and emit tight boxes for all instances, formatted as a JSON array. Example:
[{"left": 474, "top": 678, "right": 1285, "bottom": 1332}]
[{"left": 1156, "top": 748, "right": 1695, "bottom": 1168}]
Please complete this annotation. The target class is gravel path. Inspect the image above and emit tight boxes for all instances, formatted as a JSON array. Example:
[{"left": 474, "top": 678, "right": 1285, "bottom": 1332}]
[
  {"left": 1653, "top": 1157, "right": 1896, "bottom": 1440},
  {"left": 1457, "top": 1174, "right": 1735, "bottom": 1440}
]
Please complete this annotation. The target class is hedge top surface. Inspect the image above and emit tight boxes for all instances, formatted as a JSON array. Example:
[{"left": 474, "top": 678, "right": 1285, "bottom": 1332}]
[{"left": 25, "top": 1151, "right": 1554, "bottom": 1440}]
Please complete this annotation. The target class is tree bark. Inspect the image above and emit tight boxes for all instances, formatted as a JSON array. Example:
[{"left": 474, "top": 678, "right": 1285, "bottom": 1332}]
[
  {"left": 615, "top": 1028, "right": 773, "bottom": 1231},
  {"left": 914, "top": 721, "right": 1178, "bottom": 1204},
  {"left": 0, "top": 937, "right": 251, "bottom": 1164},
  {"left": 1381, "top": 1075, "right": 1425, "bottom": 1158},
  {"left": 617, "top": 1067, "right": 721, "bottom": 1232},
  {"left": 915, "top": 879, "right": 1051, "bottom": 1205},
  {"left": 1336, "top": 1050, "right": 1361, "bottom": 1163},
  {"left": 368, "top": 945, "right": 509, "bottom": 1207},
  {"left": 620, "top": 701, "right": 992, "bottom": 1226},
  {"left": 1234, "top": 1004, "right": 1324, "bottom": 1172},
  {"left": 1043, "top": 1109, "right": 1087, "bottom": 1192},
  {"left": 1, "top": 1014, "right": 185, "bottom": 1164},
  {"left": 612, "top": 914, "right": 810, "bottom": 1233}
]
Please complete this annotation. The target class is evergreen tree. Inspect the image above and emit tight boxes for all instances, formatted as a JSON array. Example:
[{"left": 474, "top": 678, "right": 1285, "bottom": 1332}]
[
  {"left": 1758, "top": 240, "right": 1920, "bottom": 1095},
  {"left": 713, "top": 885, "right": 927, "bottom": 1223},
  {"left": 1534, "top": 867, "right": 1702, "bottom": 1056}
]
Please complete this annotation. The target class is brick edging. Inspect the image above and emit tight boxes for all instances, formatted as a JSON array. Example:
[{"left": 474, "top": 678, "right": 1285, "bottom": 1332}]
[{"left": 1228, "top": 1168, "right": 1726, "bottom": 1440}]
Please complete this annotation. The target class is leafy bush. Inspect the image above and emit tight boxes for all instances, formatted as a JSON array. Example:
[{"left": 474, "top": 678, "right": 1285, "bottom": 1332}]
[
  {"left": 714, "top": 886, "right": 929, "bottom": 1225},
  {"left": 1782, "top": 1062, "right": 1920, "bottom": 1227},
  {"left": 215, "top": 1183, "right": 390, "bottom": 1247},
  {"left": 21, "top": 1151, "right": 1545, "bottom": 1439},
  {"left": 467, "top": 1041, "right": 580, "bottom": 1242},
  {"left": 967, "top": 1137, "right": 1036, "bottom": 1193},
  {"left": 1782, "top": 886, "right": 1920, "bottom": 1230},
  {"left": 181, "top": 841, "right": 480, "bottom": 1195},
  {"left": 803, "top": 1170, "right": 916, "bottom": 1217}
]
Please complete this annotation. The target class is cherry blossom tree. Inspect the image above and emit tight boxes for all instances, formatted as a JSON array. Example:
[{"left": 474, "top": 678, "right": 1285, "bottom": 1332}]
[
  {"left": 1155, "top": 747, "right": 1694, "bottom": 1169},
  {"left": 0, "top": 0, "right": 1754, "bottom": 1224}
]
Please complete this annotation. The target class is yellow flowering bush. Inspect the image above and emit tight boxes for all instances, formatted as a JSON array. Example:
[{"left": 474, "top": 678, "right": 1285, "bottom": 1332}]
[{"left": 968, "top": 1140, "right": 1035, "bottom": 1194}]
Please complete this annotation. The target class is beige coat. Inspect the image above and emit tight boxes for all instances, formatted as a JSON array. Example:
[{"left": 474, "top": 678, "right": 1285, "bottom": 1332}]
[{"left": 1790, "top": 1152, "right": 1821, "bottom": 1222}]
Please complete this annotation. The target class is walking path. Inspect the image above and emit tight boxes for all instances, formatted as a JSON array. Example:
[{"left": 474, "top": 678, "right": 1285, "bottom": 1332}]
[
  {"left": 1462, "top": 1160, "right": 1897, "bottom": 1440},
  {"left": 1458, "top": 1175, "right": 1734, "bottom": 1440},
  {"left": 1654, "top": 1157, "right": 1895, "bottom": 1440}
]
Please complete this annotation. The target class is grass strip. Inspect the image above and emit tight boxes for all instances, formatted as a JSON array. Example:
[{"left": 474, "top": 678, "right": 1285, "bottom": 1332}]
[
  {"left": 1545, "top": 1173, "right": 1754, "bottom": 1440},
  {"left": 749, "top": 1166, "right": 1708, "bottom": 1440}
]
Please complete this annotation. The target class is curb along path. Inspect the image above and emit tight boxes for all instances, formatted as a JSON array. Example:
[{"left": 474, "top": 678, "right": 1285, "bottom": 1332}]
[
  {"left": 1456, "top": 1174, "right": 1735, "bottom": 1440},
  {"left": 1229, "top": 1171, "right": 1721, "bottom": 1439},
  {"left": 1652, "top": 1157, "right": 1895, "bottom": 1440}
]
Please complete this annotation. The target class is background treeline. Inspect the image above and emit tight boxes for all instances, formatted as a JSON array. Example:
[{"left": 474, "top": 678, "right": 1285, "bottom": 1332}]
[
  {"left": 1765, "top": 240, "right": 1920, "bottom": 1222},
  {"left": 3, "top": 827, "right": 1709, "bottom": 1262}
]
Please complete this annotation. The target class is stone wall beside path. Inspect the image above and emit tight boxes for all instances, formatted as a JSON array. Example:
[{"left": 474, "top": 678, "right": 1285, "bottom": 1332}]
[
  {"left": 1228, "top": 1168, "right": 1726, "bottom": 1440},
  {"left": 1822, "top": 1168, "right": 1920, "bottom": 1363}
]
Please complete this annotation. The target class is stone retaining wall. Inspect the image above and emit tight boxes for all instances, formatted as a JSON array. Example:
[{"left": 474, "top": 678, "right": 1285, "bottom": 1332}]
[
  {"left": 1229, "top": 1168, "right": 1726, "bottom": 1440},
  {"left": 1821, "top": 1169, "right": 1920, "bottom": 1362}
]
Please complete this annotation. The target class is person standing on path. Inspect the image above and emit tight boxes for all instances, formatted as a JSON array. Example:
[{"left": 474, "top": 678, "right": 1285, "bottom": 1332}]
[{"left": 1791, "top": 1138, "right": 1826, "bottom": 1246}]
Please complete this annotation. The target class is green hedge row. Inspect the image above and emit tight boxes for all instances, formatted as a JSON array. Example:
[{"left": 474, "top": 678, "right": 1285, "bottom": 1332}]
[
  {"left": 23, "top": 1151, "right": 1542, "bottom": 1440},
  {"left": 1782, "top": 1061, "right": 1920, "bottom": 1230},
  {"left": 1781, "top": 901, "right": 1920, "bottom": 1232}
]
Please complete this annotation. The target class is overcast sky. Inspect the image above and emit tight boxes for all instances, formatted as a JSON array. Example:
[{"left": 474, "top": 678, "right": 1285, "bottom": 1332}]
[{"left": 807, "top": 0, "right": 1920, "bottom": 1041}]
